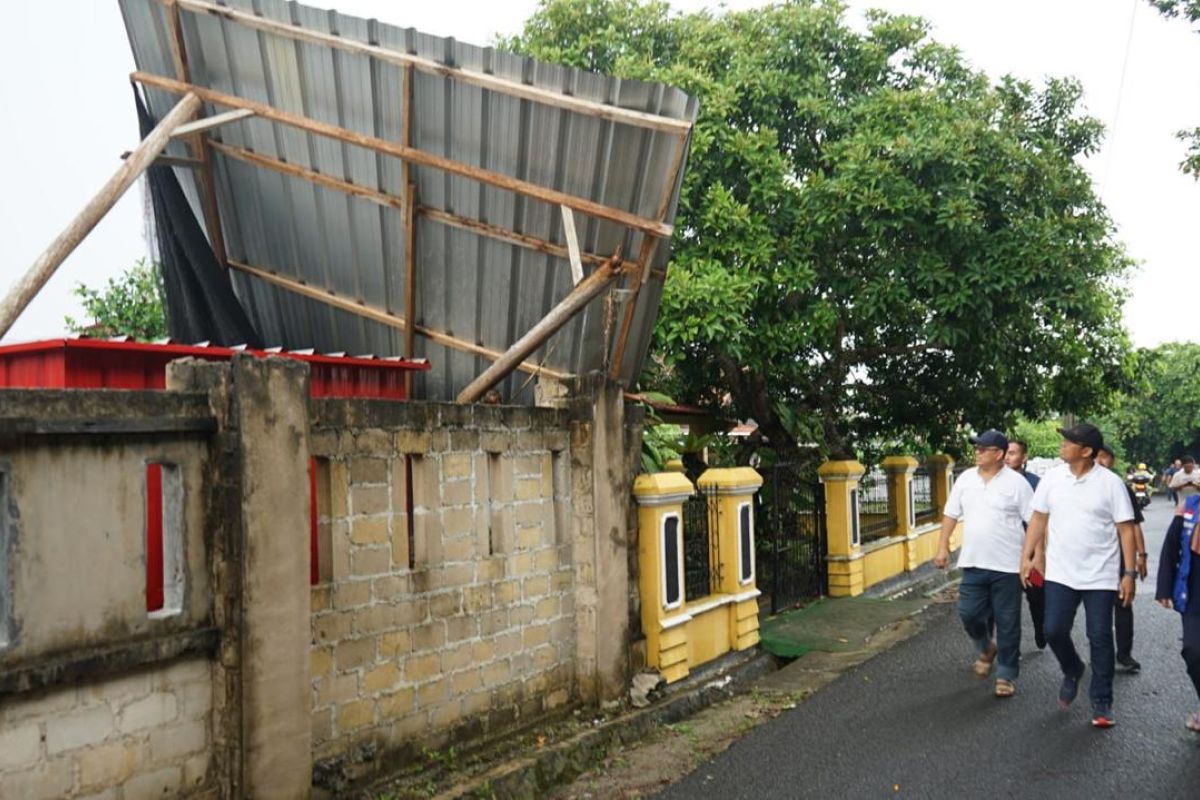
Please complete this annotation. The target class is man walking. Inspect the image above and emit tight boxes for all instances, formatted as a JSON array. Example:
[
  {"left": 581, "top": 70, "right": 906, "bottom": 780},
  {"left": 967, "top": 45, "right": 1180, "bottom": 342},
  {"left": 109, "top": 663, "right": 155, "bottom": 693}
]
[
  {"left": 1020, "top": 424, "right": 1138, "bottom": 728},
  {"left": 1005, "top": 439, "right": 1045, "bottom": 648},
  {"left": 1097, "top": 444, "right": 1149, "bottom": 672},
  {"left": 935, "top": 429, "right": 1033, "bottom": 698},
  {"left": 1169, "top": 456, "right": 1200, "bottom": 509}
]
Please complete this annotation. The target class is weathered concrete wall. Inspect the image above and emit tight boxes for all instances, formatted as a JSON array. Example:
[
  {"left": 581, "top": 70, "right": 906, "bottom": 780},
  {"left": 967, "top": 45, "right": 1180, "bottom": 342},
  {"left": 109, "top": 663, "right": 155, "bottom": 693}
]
[
  {"left": 0, "top": 657, "right": 213, "bottom": 799},
  {"left": 307, "top": 399, "right": 588, "bottom": 786},
  {"left": 0, "top": 391, "right": 214, "bottom": 667}
]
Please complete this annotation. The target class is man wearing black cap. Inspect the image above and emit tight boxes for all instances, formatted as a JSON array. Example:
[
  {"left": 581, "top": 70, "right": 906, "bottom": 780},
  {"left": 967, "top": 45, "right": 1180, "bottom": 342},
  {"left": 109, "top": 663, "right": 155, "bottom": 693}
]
[
  {"left": 1020, "top": 423, "right": 1138, "bottom": 728},
  {"left": 935, "top": 429, "right": 1034, "bottom": 698}
]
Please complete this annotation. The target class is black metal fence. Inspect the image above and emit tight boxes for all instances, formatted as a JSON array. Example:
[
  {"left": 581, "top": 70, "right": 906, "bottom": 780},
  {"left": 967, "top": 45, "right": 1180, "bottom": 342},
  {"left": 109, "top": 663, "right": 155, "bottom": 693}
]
[
  {"left": 912, "top": 467, "right": 936, "bottom": 524},
  {"left": 857, "top": 470, "right": 896, "bottom": 543},
  {"left": 682, "top": 488, "right": 720, "bottom": 601},
  {"left": 757, "top": 463, "right": 826, "bottom": 615}
]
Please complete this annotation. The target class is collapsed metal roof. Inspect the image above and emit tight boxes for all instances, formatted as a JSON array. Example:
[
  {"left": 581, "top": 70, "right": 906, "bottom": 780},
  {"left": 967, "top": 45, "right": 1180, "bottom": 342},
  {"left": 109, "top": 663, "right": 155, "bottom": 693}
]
[{"left": 118, "top": 0, "right": 696, "bottom": 403}]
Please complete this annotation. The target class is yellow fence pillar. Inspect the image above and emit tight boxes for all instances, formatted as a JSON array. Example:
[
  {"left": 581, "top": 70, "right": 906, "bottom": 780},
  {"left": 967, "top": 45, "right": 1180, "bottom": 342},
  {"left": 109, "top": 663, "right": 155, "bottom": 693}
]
[
  {"left": 698, "top": 467, "right": 764, "bottom": 652},
  {"left": 927, "top": 454, "right": 955, "bottom": 522},
  {"left": 633, "top": 472, "right": 694, "bottom": 683},
  {"left": 882, "top": 455, "right": 919, "bottom": 571},
  {"left": 818, "top": 459, "right": 866, "bottom": 597}
]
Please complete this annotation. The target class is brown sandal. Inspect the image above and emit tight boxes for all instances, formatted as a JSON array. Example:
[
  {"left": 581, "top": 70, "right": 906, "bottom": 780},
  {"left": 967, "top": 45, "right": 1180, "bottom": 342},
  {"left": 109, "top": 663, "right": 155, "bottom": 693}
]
[
  {"left": 994, "top": 678, "right": 1016, "bottom": 698},
  {"left": 973, "top": 642, "right": 998, "bottom": 677}
]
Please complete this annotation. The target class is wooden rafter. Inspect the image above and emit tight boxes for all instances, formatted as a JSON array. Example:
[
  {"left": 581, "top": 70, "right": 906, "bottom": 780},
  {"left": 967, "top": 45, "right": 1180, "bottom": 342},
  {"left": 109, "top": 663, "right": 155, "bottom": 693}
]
[
  {"left": 162, "top": 0, "right": 228, "bottom": 267},
  {"left": 171, "top": 0, "right": 691, "bottom": 136},
  {"left": 170, "top": 108, "right": 256, "bottom": 138},
  {"left": 132, "top": 71, "right": 673, "bottom": 240},
  {"left": 203, "top": 139, "right": 661, "bottom": 279},
  {"left": 225, "top": 258, "right": 569, "bottom": 381},
  {"left": 401, "top": 63, "right": 416, "bottom": 395}
]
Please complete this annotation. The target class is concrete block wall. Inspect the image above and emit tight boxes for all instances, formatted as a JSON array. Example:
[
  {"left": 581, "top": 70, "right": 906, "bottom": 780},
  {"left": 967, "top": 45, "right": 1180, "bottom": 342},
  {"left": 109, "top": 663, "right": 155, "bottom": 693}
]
[
  {"left": 0, "top": 657, "right": 213, "bottom": 799},
  {"left": 309, "top": 402, "right": 578, "bottom": 783}
]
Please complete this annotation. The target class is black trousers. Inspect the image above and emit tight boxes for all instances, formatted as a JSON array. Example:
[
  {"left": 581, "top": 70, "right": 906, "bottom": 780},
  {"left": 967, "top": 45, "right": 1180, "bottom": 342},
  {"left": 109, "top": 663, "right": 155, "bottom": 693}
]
[
  {"left": 1181, "top": 613, "right": 1200, "bottom": 701},
  {"left": 1025, "top": 582, "right": 1045, "bottom": 644}
]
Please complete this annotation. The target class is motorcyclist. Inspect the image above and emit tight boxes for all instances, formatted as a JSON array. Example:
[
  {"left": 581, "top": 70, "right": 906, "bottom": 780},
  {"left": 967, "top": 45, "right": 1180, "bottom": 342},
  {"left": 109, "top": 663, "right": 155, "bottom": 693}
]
[{"left": 1130, "top": 463, "right": 1155, "bottom": 507}]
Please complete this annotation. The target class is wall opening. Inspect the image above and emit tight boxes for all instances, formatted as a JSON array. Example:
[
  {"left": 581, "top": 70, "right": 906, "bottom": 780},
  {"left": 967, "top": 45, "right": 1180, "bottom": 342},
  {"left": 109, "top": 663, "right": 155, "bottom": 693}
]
[
  {"left": 311, "top": 457, "right": 333, "bottom": 584},
  {"left": 850, "top": 488, "right": 861, "bottom": 547},
  {"left": 146, "top": 461, "right": 185, "bottom": 618},
  {"left": 551, "top": 450, "right": 568, "bottom": 545},
  {"left": 406, "top": 454, "right": 417, "bottom": 568},
  {"left": 662, "top": 513, "right": 682, "bottom": 610},
  {"left": 737, "top": 501, "right": 754, "bottom": 585},
  {"left": 486, "top": 453, "right": 501, "bottom": 555}
]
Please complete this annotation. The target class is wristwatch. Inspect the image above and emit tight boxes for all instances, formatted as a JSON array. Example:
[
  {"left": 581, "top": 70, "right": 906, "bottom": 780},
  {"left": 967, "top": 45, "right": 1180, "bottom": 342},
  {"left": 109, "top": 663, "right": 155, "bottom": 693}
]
[{"left": 1122, "top": 570, "right": 1138, "bottom": 578}]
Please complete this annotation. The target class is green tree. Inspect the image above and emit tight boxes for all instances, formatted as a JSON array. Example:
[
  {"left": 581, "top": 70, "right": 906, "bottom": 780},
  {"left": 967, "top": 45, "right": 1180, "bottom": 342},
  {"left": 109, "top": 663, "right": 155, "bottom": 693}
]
[
  {"left": 1100, "top": 342, "right": 1200, "bottom": 465},
  {"left": 1011, "top": 416, "right": 1065, "bottom": 460},
  {"left": 505, "top": 0, "right": 1136, "bottom": 465},
  {"left": 64, "top": 258, "right": 168, "bottom": 341},
  {"left": 1148, "top": 1, "right": 1200, "bottom": 176}
]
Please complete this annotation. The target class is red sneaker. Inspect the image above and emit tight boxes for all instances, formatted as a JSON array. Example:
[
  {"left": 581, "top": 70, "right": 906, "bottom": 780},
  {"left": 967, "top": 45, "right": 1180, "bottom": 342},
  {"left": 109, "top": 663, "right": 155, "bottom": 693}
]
[{"left": 1091, "top": 707, "right": 1116, "bottom": 728}]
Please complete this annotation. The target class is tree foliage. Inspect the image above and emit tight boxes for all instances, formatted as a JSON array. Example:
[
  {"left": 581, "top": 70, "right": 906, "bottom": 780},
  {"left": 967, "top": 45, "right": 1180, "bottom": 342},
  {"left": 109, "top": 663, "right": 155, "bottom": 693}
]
[
  {"left": 1100, "top": 342, "right": 1200, "bottom": 465},
  {"left": 1148, "top": 1, "right": 1200, "bottom": 176},
  {"left": 64, "top": 259, "right": 168, "bottom": 341},
  {"left": 504, "top": 0, "right": 1136, "bottom": 463}
]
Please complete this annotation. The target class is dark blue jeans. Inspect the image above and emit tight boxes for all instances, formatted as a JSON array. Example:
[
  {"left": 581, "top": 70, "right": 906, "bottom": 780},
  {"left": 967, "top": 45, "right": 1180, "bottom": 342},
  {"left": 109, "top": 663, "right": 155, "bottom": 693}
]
[
  {"left": 1043, "top": 581, "right": 1116, "bottom": 708},
  {"left": 958, "top": 568, "right": 1022, "bottom": 681}
]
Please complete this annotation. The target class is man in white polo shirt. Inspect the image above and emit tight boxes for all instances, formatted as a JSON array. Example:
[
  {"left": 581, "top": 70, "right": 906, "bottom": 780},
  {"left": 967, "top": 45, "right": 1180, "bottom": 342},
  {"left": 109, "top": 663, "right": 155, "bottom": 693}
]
[
  {"left": 935, "top": 429, "right": 1033, "bottom": 698},
  {"left": 1020, "top": 423, "right": 1138, "bottom": 729}
]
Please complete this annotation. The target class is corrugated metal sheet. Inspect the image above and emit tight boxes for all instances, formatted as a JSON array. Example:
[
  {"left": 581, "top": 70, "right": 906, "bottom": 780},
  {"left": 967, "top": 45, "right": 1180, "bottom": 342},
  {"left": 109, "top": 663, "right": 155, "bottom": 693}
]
[{"left": 117, "top": 0, "right": 696, "bottom": 403}]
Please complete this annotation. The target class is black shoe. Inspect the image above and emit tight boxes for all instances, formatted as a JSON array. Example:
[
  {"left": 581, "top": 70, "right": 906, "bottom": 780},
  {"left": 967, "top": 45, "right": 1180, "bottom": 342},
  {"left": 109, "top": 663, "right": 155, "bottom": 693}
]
[
  {"left": 1059, "top": 664, "right": 1085, "bottom": 708},
  {"left": 1117, "top": 655, "right": 1141, "bottom": 673},
  {"left": 1034, "top": 631, "right": 1047, "bottom": 650}
]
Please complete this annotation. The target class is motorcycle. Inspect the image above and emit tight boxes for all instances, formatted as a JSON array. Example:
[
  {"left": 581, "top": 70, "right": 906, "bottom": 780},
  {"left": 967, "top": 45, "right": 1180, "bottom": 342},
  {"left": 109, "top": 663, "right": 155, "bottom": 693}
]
[{"left": 1130, "top": 477, "right": 1152, "bottom": 509}]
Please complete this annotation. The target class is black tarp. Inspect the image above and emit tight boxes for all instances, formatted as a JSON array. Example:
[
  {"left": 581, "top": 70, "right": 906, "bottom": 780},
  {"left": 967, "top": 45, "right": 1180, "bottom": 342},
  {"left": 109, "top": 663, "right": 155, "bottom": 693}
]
[{"left": 136, "top": 88, "right": 262, "bottom": 347}]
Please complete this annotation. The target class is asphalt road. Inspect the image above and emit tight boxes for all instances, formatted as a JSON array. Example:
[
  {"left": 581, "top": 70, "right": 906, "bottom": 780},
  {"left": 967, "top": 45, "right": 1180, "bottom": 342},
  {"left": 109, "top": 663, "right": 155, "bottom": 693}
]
[{"left": 656, "top": 500, "right": 1200, "bottom": 799}]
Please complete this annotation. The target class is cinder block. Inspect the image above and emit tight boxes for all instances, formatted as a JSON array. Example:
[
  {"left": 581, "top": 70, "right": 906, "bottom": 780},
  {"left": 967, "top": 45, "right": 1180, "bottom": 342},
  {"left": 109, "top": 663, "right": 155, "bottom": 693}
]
[
  {"left": 416, "top": 678, "right": 448, "bottom": 708},
  {"left": 534, "top": 548, "right": 559, "bottom": 571},
  {"left": 182, "top": 753, "right": 210, "bottom": 793},
  {"left": 446, "top": 615, "right": 479, "bottom": 643},
  {"left": 352, "top": 545, "right": 392, "bottom": 576},
  {"left": 3, "top": 759, "right": 74, "bottom": 800},
  {"left": 442, "top": 453, "right": 473, "bottom": 480},
  {"left": 405, "top": 652, "right": 442, "bottom": 683},
  {"left": 515, "top": 477, "right": 542, "bottom": 501},
  {"left": 312, "top": 610, "right": 353, "bottom": 643},
  {"left": 363, "top": 663, "right": 402, "bottom": 694},
  {"left": 311, "top": 646, "right": 333, "bottom": 679},
  {"left": 440, "top": 507, "right": 475, "bottom": 538},
  {"left": 336, "top": 699, "right": 375, "bottom": 733},
  {"left": 312, "top": 707, "right": 334, "bottom": 746},
  {"left": 517, "top": 526, "right": 543, "bottom": 550},
  {"left": 46, "top": 705, "right": 114, "bottom": 755},
  {"left": 0, "top": 721, "right": 41, "bottom": 770},
  {"left": 330, "top": 460, "right": 350, "bottom": 518},
  {"left": 350, "top": 457, "right": 389, "bottom": 485},
  {"left": 429, "top": 699, "right": 464, "bottom": 731},
  {"left": 395, "top": 429, "right": 432, "bottom": 454},
  {"left": 429, "top": 591, "right": 463, "bottom": 618},
  {"left": 480, "top": 431, "right": 513, "bottom": 453},
  {"left": 514, "top": 454, "right": 543, "bottom": 477},
  {"left": 451, "top": 669, "right": 482, "bottom": 694},
  {"left": 443, "top": 536, "right": 478, "bottom": 562},
  {"left": 534, "top": 596, "right": 560, "bottom": 620},
  {"left": 482, "top": 659, "right": 511, "bottom": 688},
  {"left": 378, "top": 687, "right": 415, "bottom": 719},
  {"left": 78, "top": 742, "right": 144, "bottom": 791},
  {"left": 335, "top": 638, "right": 376, "bottom": 672},
  {"left": 315, "top": 674, "right": 358, "bottom": 708},
  {"left": 354, "top": 428, "right": 392, "bottom": 454},
  {"left": 311, "top": 584, "right": 332, "bottom": 613},
  {"left": 522, "top": 623, "right": 551, "bottom": 648},
  {"left": 522, "top": 575, "right": 551, "bottom": 599},
  {"left": 532, "top": 644, "right": 558, "bottom": 669},
  {"left": 493, "top": 580, "right": 520, "bottom": 604},
  {"left": 441, "top": 478, "right": 473, "bottom": 507},
  {"left": 463, "top": 584, "right": 493, "bottom": 614},
  {"left": 350, "top": 484, "right": 390, "bottom": 516},
  {"left": 380, "top": 630, "right": 412, "bottom": 659},
  {"left": 333, "top": 580, "right": 372, "bottom": 609},
  {"left": 350, "top": 516, "right": 390, "bottom": 545},
  {"left": 117, "top": 692, "right": 179, "bottom": 734},
  {"left": 124, "top": 766, "right": 183, "bottom": 800},
  {"left": 479, "top": 608, "right": 511, "bottom": 636},
  {"left": 450, "top": 429, "right": 479, "bottom": 451}
]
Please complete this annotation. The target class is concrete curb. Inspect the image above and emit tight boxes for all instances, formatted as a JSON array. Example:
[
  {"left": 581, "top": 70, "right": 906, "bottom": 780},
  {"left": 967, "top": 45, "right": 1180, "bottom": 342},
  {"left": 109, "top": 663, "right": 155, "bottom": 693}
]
[{"left": 436, "top": 649, "right": 779, "bottom": 799}]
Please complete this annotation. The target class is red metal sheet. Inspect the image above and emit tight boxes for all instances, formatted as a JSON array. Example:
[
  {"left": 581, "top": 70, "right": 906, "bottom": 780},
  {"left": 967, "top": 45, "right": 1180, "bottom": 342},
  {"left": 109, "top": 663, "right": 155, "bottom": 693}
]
[{"left": 145, "top": 462, "right": 164, "bottom": 613}]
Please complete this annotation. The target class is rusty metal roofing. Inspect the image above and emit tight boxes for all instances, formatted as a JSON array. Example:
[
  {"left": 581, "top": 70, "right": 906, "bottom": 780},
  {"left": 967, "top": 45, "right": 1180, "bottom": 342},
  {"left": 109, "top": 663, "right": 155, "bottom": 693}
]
[{"left": 117, "top": 0, "right": 696, "bottom": 404}]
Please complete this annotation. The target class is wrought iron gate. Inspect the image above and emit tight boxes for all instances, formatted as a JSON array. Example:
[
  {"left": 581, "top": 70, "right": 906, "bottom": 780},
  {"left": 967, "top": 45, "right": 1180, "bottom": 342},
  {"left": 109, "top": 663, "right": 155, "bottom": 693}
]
[{"left": 757, "top": 463, "right": 826, "bottom": 614}]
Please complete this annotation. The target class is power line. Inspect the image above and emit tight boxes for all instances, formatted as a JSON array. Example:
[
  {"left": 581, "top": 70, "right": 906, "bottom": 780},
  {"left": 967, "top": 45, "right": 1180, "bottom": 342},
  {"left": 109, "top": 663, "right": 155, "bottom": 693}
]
[{"left": 1101, "top": 0, "right": 1140, "bottom": 199}]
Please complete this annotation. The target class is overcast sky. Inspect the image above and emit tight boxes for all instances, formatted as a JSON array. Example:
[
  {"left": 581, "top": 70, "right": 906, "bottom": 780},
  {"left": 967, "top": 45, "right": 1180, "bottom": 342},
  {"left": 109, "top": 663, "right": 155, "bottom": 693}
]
[{"left": 1, "top": 0, "right": 1196, "bottom": 348}]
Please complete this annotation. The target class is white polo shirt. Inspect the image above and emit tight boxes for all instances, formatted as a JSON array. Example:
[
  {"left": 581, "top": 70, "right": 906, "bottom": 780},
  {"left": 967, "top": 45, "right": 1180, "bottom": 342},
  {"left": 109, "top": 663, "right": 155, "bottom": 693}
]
[
  {"left": 1032, "top": 462, "right": 1135, "bottom": 591},
  {"left": 943, "top": 465, "right": 1034, "bottom": 574}
]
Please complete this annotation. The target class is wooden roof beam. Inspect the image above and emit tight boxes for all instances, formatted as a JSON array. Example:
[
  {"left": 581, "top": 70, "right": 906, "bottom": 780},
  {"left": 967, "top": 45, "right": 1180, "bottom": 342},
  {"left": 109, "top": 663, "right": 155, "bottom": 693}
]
[
  {"left": 172, "top": 0, "right": 691, "bottom": 136},
  {"left": 132, "top": 71, "right": 673, "bottom": 240}
]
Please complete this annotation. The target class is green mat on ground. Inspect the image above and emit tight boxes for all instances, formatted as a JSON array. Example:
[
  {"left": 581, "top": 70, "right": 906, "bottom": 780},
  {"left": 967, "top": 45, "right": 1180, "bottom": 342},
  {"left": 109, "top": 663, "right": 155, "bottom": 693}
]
[{"left": 759, "top": 596, "right": 932, "bottom": 658}]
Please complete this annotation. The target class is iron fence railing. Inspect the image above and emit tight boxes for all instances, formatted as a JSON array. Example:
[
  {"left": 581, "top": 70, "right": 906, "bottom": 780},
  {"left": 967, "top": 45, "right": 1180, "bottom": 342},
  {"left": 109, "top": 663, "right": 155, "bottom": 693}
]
[
  {"left": 857, "top": 470, "right": 896, "bottom": 543},
  {"left": 757, "top": 463, "right": 826, "bottom": 614},
  {"left": 912, "top": 467, "right": 936, "bottom": 524},
  {"left": 682, "top": 489, "right": 720, "bottom": 602}
]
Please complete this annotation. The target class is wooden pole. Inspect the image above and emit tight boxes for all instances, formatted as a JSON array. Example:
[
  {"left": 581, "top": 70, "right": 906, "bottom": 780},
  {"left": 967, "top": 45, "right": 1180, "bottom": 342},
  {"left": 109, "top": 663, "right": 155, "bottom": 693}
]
[
  {"left": 225, "top": 258, "right": 569, "bottom": 381},
  {"left": 456, "top": 250, "right": 624, "bottom": 404},
  {"left": 205, "top": 139, "right": 656, "bottom": 277},
  {"left": 131, "top": 71, "right": 674, "bottom": 240},
  {"left": 401, "top": 63, "right": 415, "bottom": 396},
  {"left": 0, "top": 93, "right": 202, "bottom": 340},
  {"left": 163, "top": 0, "right": 229, "bottom": 267},
  {"left": 173, "top": 0, "right": 690, "bottom": 136}
]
